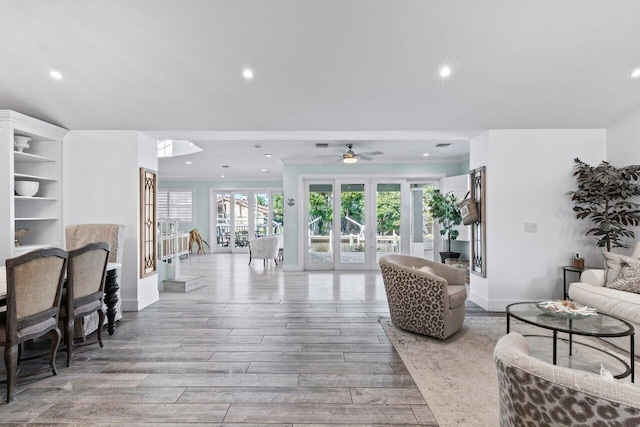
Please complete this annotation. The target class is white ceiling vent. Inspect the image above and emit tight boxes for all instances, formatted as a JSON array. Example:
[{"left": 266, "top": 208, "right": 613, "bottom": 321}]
[
  {"left": 435, "top": 143, "right": 452, "bottom": 148},
  {"left": 315, "top": 143, "right": 329, "bottom": 148}
]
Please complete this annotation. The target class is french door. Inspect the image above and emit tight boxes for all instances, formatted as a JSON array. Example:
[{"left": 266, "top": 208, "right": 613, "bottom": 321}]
[
  {"left": 304, "top": 179, "right": 408, "bottom": 270},
  {"left": 211, "top": 189, "right": 283, "bottom": 253}
]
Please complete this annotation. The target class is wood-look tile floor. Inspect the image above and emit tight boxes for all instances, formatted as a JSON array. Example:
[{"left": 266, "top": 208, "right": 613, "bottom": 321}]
[{"left": 2, "top": 254, "right": 492, "bottom": 425}]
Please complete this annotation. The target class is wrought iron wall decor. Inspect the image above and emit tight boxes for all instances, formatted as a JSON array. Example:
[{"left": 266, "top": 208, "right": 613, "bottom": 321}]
[
  {"left": 140, "top": 167, "right": 158, "bottom": 278},
  {"left": 470, "top": 166, "right": 486, "bottom": 277}
]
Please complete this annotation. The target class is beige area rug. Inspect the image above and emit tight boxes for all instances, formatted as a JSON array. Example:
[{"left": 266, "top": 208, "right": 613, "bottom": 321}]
[
  {"left": 380, "top": 316, "right": 636, "bottom": 427},
  {"left": 380, "top": 317, "right": 504, "bottom": 427}
]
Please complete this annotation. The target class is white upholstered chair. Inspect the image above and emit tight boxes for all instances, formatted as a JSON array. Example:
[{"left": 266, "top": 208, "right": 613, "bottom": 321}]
[{"left": 248, "top": 235, "right": 280, "bottom": 266}]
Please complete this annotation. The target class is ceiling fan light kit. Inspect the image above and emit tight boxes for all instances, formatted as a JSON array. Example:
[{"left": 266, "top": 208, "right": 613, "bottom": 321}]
[{"left": 343, "top": 156, "right": 358, "bottom": 164}]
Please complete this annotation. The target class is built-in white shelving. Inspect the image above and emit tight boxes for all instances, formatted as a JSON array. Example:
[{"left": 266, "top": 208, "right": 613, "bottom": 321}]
[{"left": 1, "top": 110, "right": 68, "bottom": 260}]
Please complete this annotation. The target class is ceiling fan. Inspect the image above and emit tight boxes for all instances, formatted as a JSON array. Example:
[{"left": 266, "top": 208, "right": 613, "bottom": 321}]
[{"left": 319, "top": 144, "right": 384, "bottom": 163}]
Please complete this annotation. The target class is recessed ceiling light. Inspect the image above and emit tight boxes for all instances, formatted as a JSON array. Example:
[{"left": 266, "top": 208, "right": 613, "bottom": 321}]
[
  {"left": 265, "top": 153, "right": 273, "bottom": 158},
  {"left": 422, "top": 153, "right": 430, "bottom": 157},
  {"left": 220, "top": 175, "right": 225, "bottom": 178},
  {"left": 185, "top": 161, "right": 192, "bottom": 165},
  {"left": 50, "top": 70, "right": 63, "bottom": 80},
  {"left": 242, "top": 68, "right": 254, "bottom": 80},
  {"left": 439, "top": 66, "right": 451, "bottom": 78},
  {"left": 631, "top": 68, "right": 640, "bottom": 78},
  {"left": 222, "top": 165, "right": 230, "bottom": 168},
  {"left": 262, "top": 169, "right": 270, "bottom": 173}
]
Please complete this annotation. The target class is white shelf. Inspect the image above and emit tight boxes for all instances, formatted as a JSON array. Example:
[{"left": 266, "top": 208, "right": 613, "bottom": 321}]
[
  {"left": 14, "top": 217, "right": 58, "bottom": 221},
  {"left": 14, "top": 173, "right": 57, "bottom": 182},
  {"left": 14, "top": 151, "right": 56, "bottom": 162},
  {"left": 14, "top": 196, "right": 57, "bottom": 201},
  {"left": 1, "top": 111, "right": 66, "bottom": 260}
]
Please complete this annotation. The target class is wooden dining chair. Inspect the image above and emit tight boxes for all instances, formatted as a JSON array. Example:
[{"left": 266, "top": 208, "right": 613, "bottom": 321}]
[
  {"left": 65, "top": 224, "right": 124, "bottom": 339},
  {"left": 60, "top": 242, "right": 110, "bottom": 367},
  {"left": 1, "top": 247, "right": 68, "bottom": 403}
]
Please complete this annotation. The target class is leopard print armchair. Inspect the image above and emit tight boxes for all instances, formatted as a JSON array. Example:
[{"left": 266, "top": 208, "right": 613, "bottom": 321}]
[
  {"left": 494, "top": 332, "right": 640, "bottom": 426},
  {"left": 379, "top": 254, "right": 467, "bottom": 339}
]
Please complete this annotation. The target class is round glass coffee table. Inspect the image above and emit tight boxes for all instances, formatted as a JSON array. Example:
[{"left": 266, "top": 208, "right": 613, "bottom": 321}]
[{"left": 506, "top": 302, "right": 635, "bottom": 382}]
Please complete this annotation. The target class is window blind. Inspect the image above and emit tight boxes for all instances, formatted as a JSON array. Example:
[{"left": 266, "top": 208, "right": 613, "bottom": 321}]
[{"left": 158, "top": 189, "right": 194, "bottom": 222}]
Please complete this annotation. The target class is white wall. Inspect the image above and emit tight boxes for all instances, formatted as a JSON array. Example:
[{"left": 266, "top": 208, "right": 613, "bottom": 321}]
[
  {"left": 469, "top": 129, "right": 606, "bottom": 311},
  {"left": 63, "top": 130, "right": 159, "bottom": 312},
  {"left": 607, "top": 106, "right": 640, "bottom": 166},
  {"left": 607, "top": 106, "right": 640, "bottom": 244}
]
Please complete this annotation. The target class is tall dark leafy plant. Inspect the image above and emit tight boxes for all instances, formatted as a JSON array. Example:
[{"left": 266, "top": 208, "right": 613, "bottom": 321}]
[
  {"left": 425, "top": 187, "right": 462, "bottom": 253},
  {"left": 568, "top": 158, "right": 640, "bottom": 251}
]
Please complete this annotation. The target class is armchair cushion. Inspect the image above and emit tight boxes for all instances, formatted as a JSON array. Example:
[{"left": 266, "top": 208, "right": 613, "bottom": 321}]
[{"left": 448, "top": 285, "right": 467, "bottom": 309}]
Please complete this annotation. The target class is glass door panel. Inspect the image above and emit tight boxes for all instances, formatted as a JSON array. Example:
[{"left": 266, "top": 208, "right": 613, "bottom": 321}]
[
  {"left": 271, "top": 192, "right": 284, "bottom": 235},
  {"left": 254, "top": 193, "right": 269, "bottom": 237},
  {"left": 233, "top": 192, "right": 250, "bottom": 251},
  {"left": 339, "top": 183, "right": 366, "bottom": 266},
  {"left": 306, "top": 183, "right": 333, "bottom": 268},
  {"left": 375, "top": 183, "right": 401, "bottom": 263},
  {"left": 215, "top": 192, "right": 231, "bottom": 251},
  {"left": 409, "top": 183, "right": 436, "bottom": 261}
]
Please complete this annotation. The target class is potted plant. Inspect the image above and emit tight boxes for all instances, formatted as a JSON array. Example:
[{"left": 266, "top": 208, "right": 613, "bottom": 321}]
[
  {"left": 425, "top": 187, "right": 463, "bottom": 263},
  {"left": 568, "top": 158, "right": 640, "bottom": 251}
]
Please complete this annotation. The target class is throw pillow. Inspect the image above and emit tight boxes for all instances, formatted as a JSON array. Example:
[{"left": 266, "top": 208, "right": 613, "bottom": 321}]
[
  {"left": 606, "top": 258, "right": 640, "bottom": 294},
  {"left": 602, "top": 251, "right": 640, "bottom": 284}
]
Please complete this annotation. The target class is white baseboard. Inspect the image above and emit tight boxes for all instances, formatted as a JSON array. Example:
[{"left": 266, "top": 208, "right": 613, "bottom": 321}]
[
  {"left": 468, "top": 291, "right": 489, "bottom": 310},
  {"left": 121, "top": 291, "right": 159, "bottom": 312}
]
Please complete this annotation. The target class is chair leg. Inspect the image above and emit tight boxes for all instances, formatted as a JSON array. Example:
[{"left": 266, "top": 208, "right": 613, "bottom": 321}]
[
  {"left": 65, "top": 317, "right": 74, "bottom": 367},
  {"left": 249, "top": 249, "right": 252, "bottom": 265},
  {"left": 97, "top": 309, "right": 105, "bottom": 348},
  {"left": 4, "top": 344, "right": 18, "bottom": 403},
  {"left": 49, "top": 328, "right": 61, "bottom": 376},
  {"left": 274, "top": 257, "right": 278, "bottom": 265}
]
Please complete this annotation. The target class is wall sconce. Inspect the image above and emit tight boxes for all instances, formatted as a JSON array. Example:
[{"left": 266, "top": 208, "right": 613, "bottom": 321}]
[{"left": 287, "top": 198, "right": 295, "bottom": 206}]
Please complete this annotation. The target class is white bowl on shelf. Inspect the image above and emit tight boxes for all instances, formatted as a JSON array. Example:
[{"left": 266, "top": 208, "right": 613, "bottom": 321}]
[
  {"left": 14, "top": 135, "right": 32, "bottom": 152},
  {"left": 15, "top": 181, "right": 39, "bottom": 197}
]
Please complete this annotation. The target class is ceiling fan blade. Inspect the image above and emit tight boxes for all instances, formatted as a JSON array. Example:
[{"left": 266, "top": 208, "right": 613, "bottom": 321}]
[
  {"left": 316, "top": 155, "right": 341, "bottom": 158},
  {"left": 358, "top": 151, "right": 384, "bottom": 156},
  {"left": 357, "top": 155, "right": 372, "bottom": 161}
]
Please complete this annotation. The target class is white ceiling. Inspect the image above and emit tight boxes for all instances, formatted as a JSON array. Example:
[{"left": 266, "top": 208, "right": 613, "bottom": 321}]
[{"left": 2, "top": 0, "right": 640, "bottom": 179}]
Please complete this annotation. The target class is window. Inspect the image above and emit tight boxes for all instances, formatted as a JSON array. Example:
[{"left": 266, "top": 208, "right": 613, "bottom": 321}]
[{"left": 158, "top": 189, "right": 194, "bottom": 222}]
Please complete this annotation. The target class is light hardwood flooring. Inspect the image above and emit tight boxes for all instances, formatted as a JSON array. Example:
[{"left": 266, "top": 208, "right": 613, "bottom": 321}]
[{"left": 2, "top": 253, "right": 494, "bottom": 425}]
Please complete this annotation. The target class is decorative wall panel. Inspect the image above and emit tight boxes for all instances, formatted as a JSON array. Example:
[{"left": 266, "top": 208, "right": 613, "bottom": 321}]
[
  {"left": 140, "top": 168, "right": 157, "bottom": 278},
  {"left": 470, "top": 166, "right": 486, "bottom": 277}
]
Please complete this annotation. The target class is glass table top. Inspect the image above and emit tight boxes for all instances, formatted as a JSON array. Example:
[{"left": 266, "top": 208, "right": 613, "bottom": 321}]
[{"left": 507, "top": 302, "right": 634, "bottom": 337}]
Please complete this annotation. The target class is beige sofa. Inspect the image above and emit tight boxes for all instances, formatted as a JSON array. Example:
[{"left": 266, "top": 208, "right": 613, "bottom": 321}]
[
  {"left": 569, "top": 242, "right": 640, "bottom": 354},
  {"left": 379, "top": 254, "right": 467, "bottom": 339}
]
